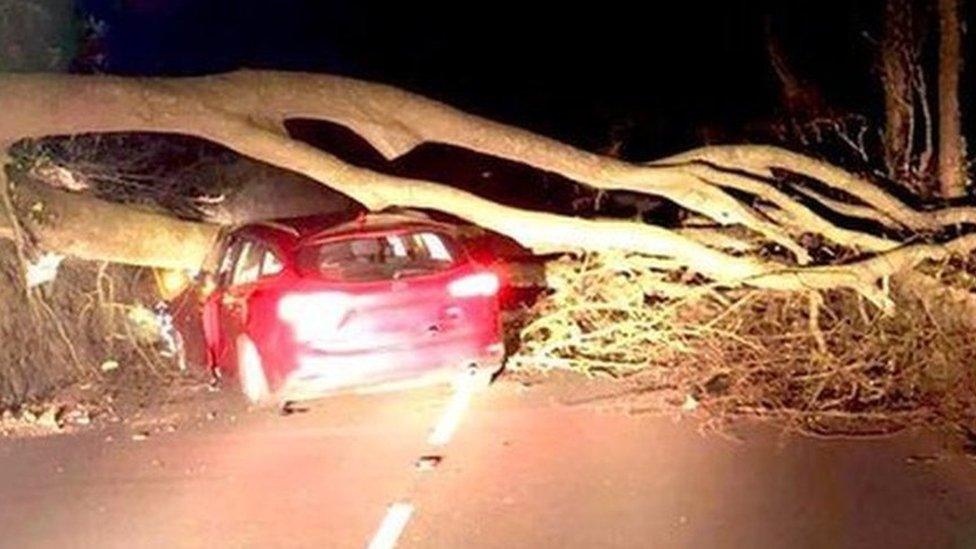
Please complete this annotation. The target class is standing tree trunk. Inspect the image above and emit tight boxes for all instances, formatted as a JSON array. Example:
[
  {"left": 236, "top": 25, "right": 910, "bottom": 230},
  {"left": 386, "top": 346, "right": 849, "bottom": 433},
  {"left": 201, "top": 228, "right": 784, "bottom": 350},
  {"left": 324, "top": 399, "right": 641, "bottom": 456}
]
[
  {"left": 938, "top": 0, "right": 967, "bottom": 198},
  {"left": 882, "top": 0, "right": 919, "bottom": 183}
]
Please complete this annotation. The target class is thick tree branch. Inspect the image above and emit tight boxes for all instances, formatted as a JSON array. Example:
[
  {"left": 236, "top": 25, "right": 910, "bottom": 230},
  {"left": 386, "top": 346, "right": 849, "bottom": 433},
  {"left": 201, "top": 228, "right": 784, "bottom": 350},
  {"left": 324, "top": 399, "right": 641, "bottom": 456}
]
[
  {"left": 1, "top": 175, "right": 217, "bottom": 269},
  {"left": 0, "top": 70, "right": 974, "bottom": 307},
  {"left": 660, "top": 145, "right": 976, "bottom": 231}
]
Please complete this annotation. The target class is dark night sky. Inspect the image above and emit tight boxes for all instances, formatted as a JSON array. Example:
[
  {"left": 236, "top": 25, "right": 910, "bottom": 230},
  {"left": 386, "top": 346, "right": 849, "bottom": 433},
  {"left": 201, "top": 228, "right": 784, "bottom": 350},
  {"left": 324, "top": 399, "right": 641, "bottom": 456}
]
[{"left": 74, "top": 1, "right": 886, "bottom": 157}]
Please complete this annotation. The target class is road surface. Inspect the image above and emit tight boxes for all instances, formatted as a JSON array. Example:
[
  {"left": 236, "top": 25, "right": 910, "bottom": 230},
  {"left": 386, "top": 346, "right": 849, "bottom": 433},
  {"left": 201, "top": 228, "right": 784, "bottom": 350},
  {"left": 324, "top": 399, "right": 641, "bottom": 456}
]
[{"left": 1, "top": 376, "right": 975, "bottom": 548}]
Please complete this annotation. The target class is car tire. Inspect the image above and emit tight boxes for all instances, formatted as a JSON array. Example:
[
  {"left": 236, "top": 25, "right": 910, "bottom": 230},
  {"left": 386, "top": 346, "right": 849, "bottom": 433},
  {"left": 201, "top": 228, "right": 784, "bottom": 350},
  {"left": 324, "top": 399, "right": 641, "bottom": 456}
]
[{"left": 237, "top": 335, "right": 272, "bottom": 405}]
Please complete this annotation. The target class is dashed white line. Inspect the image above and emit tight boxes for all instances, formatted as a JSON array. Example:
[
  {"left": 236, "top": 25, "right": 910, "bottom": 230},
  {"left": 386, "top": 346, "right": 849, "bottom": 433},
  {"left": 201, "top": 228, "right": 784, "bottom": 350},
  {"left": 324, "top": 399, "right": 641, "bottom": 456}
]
[
  {"left": 366, "top": 377, "right": 479, "bottom": 547},
  {"left": 367, "top": 501, "right": 415, "bottom": 549},
  {"left": 427, "top": 381, "right": 474, "bottom": 446}
]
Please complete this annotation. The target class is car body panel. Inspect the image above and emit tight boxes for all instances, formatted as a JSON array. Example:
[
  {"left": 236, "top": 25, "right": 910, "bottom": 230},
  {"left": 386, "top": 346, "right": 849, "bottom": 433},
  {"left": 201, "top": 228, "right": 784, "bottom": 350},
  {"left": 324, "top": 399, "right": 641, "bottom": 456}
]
[{"left": 202, "top": 212, "right": 503, "bottom": 400}]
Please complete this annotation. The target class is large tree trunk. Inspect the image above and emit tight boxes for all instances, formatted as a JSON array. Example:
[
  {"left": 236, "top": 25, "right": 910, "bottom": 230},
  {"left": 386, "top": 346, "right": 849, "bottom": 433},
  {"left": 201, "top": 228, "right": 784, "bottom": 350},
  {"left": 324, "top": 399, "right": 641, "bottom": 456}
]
[
  {"left": 1, "top": 167, "right": 217, "bottom": 269},
  {"left": 938, "top": 0, "right": 967, "bottom": 198},
  {"left": 0, "top": 71, "right": 975, "bottom": 309}
]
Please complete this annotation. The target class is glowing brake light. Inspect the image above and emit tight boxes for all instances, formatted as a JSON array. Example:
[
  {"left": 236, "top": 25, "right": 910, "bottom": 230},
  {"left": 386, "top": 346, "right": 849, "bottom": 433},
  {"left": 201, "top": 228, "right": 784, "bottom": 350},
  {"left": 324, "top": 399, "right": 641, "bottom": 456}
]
[
  {"left": 278, "top": 292, "right": 350, "bottom": 341},
  {"left": 448, "top": 272, "right": 500, "bottom": 298}
]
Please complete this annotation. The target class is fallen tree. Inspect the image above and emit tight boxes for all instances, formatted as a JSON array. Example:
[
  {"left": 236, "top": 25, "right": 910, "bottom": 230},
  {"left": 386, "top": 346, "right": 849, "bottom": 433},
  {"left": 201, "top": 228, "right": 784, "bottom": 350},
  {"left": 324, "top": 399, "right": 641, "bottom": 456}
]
[
  {"left": 1, "top": 70, "right": 975, "bottom": 306},
  {"left": 6, "top": 70, "right": 976, "bottom": 437},
  {"left": 509, "top": 252, "right": 976, "bottom": 437},
  {"left": 0, "top": 172, "right": 217, "bottom": 270}
]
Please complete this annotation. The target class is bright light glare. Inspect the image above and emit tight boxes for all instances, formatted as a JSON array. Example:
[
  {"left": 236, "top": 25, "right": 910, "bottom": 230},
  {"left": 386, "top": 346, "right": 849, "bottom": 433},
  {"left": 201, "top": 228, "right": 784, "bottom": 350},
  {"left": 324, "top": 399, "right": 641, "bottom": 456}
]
[
  {"left": 448, "top": 272, "right": 499, "bottom": 298},
  {"left": 156, "top": 268, "right": 190, "bottom": 297},
  {"left": 419, "top": 232, "right": 451, "bottom": 260},
  {"left": 278, "top": 292, "right": 350, "bottom": 341}
]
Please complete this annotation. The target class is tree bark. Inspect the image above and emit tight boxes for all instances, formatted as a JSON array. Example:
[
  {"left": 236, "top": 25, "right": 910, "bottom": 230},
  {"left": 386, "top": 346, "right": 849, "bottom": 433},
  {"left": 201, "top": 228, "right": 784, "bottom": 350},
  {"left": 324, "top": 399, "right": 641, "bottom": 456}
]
[
  {"left": 938, "top": 0, "right": 967, "bottom": 198},
  {"left": 881, "top": 0, "right": 919, "bottom": 183},
  {"left": 1, "top": 169, "right": 217, "bottom": 270}
]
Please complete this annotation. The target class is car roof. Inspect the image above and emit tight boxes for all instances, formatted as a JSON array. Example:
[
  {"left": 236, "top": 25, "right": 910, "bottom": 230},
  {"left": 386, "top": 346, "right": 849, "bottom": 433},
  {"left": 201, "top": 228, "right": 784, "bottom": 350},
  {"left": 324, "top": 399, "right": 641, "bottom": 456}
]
[{"left": 234, "top": 211, "right": 457, "bottom": 249}]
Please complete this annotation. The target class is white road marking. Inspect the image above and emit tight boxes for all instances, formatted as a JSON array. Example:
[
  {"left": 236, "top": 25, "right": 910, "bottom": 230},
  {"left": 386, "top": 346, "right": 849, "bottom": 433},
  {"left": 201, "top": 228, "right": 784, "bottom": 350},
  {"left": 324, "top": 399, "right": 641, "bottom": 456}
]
[
  {"left": 427, "top": 381, "right": 474, "bottom": 446},
  {"left": 366, "top": 376, "right": 479, "bottom": 547},
  {"left": 367, "top": 502, "right": 414, "bottom": 549}
]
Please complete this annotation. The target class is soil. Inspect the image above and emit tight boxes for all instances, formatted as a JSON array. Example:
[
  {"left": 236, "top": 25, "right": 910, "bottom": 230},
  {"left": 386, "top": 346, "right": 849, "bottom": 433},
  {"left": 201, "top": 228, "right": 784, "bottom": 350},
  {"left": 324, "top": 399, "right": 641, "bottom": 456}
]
[{"left": 0, "top": 238, "right": 212, "bottom": 433}]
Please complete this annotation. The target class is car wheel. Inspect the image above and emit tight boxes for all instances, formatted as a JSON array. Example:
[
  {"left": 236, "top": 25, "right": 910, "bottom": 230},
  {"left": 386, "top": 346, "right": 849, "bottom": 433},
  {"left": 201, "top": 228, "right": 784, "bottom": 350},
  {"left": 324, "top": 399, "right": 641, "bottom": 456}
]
[{"left": 237, "top": 335, "right": 272, "bottom": 405}]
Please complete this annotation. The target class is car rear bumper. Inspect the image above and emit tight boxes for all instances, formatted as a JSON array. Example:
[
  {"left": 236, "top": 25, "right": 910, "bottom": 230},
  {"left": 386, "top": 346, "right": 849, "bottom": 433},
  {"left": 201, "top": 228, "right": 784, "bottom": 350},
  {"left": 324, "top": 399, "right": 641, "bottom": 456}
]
[{"left": 278, "top": 339, "right": 504, "bottom": 401}]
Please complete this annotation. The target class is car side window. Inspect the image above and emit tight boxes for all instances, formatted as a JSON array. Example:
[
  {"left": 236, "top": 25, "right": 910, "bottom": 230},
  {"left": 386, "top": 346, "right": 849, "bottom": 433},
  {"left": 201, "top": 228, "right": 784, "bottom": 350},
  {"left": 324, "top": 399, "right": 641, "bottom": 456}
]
[
  {"left": 260, "top": 249, "right": 283, "bottom": 277},
  {"left": 216, "top": 239, "right": 240, "bottom": 288},
  {"left": 231, "top": 240, "right": 262, "bottom": 286}
]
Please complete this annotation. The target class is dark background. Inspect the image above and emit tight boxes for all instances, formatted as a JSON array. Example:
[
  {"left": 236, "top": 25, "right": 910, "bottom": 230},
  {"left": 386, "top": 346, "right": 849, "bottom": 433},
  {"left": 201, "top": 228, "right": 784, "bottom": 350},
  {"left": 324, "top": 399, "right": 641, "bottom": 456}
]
[{"left": 71, "top": 0, "right": 894, "bottom": 158}]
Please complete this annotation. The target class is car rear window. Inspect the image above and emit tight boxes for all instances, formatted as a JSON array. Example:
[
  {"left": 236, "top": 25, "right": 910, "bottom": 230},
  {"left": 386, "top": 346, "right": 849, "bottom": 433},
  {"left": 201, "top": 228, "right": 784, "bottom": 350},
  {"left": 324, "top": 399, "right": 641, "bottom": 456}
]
[{"left": 297, "top": 231, "right": 462, "bottom": 281}]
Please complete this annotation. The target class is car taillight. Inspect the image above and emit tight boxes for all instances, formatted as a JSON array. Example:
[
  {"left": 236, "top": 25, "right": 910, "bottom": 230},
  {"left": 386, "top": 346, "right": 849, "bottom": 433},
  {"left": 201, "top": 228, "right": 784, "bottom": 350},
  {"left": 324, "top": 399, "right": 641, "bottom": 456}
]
[
  {"left": 448, "top": 272, "right": 500, "bottom": 298},
  {"left": 278, "top": 292, "right": 350, "bottom": 341}
]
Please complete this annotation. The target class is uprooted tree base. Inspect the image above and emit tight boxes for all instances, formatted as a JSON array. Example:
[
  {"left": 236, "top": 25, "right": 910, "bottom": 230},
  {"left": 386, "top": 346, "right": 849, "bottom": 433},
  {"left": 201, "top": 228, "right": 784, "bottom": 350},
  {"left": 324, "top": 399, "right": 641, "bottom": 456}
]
[
  {"left": 511, "top": 253, "right": 976, "bottom": 439},
  {"left": 0, "top": 239, "right": 187, "bottom": 410}
]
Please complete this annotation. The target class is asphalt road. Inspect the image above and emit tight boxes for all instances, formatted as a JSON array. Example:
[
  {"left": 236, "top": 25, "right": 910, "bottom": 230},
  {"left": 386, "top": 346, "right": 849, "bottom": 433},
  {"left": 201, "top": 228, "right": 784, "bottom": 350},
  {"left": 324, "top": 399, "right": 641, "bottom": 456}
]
[{"left": 1, "top": 377, "right": 976, "bottom": 549}]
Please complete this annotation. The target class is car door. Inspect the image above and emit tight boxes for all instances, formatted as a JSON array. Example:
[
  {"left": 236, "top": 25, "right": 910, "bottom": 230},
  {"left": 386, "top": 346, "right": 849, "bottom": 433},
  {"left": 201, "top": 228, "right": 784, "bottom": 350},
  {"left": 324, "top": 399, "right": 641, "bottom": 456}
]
[
  {"left": 203, "top": 236, "right": 242, "bottom": 370},
  {"left": 221, "top": 238, "right": 263, "bottom": 368}
]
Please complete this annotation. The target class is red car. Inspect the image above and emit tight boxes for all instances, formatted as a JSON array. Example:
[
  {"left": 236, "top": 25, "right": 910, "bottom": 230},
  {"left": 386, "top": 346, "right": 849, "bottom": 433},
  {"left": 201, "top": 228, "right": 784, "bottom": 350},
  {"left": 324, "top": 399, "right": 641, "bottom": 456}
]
[{"left": 201, "top": 211, "right": 504, "bottom": 404}]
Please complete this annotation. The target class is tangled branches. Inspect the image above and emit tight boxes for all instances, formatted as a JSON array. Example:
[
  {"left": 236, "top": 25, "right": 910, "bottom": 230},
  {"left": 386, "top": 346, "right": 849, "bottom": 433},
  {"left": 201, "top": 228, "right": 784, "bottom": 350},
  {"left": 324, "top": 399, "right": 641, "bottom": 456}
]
[
  {"left": 8, "top": 133, "right": 228, "bottom": 220},
  {"left": 511, "top": 253, "right": 976, "bottom": 437}
]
